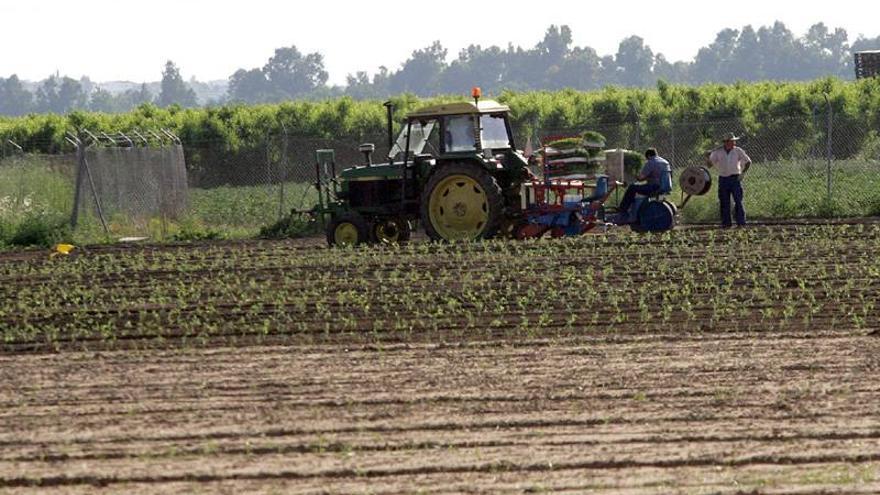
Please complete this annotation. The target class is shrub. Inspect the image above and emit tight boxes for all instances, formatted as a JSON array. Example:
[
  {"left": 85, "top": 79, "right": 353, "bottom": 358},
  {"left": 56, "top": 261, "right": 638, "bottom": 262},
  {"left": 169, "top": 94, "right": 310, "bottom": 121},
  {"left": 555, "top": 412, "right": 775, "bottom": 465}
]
[
  {"left": 868, "top": 197, "right": 880, "bottom": 217},
  {"left": 259, "top": 213, "right": 319, "bottom": 239},
  {"left": 7, "top": 215, "right": 71, "bottom": 248},
  {"left": 815, "top": 197, "right": 841, "bottom": 219},
  {"left": 171, "top": 219, "right": 226, "bottom": 241}
]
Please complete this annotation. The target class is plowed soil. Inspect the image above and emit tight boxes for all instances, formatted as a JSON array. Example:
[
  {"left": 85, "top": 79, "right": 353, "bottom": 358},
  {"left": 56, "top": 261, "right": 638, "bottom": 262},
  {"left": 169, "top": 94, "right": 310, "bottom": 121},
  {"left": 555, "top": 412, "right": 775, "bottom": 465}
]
[
  {"left": 3, "top": 334, "right": 879, "bottom": 494},
  {"left": 1, "top": 225, "right": 879, "bottom": 493}
]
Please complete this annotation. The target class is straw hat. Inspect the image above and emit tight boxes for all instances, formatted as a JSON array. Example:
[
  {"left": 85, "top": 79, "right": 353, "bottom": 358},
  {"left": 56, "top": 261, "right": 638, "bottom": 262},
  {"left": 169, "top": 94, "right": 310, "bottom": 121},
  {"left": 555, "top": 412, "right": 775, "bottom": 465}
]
[{"left": 721, "top": 132, "right": 740, "bottom": 142}]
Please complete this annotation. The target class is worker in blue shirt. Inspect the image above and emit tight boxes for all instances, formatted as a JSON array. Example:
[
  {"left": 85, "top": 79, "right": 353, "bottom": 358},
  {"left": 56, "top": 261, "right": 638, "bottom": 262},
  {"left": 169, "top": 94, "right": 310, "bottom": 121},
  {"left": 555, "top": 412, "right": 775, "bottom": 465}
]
[{"left": 614, "top": 148, "right": 672, "bottom": 223}]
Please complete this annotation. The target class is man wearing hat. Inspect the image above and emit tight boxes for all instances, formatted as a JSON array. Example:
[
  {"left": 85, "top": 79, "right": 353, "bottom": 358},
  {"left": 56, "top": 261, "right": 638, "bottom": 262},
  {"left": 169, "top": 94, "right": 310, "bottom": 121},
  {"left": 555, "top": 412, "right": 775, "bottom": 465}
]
[{"left": 707, "top": 133, "right": 752, "bottom": 228}]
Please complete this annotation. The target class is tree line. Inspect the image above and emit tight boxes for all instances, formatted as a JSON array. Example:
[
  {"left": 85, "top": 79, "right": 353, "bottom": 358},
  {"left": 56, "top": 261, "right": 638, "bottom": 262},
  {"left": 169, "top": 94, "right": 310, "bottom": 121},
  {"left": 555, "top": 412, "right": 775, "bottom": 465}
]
[
  {"left": 1, "top": 21, "right": 879, "bottom": 117},
  {"left": 233, "top": 22, "right": 880, "bottom": 101},
  {"left": 0, "top": 62, "right": 196, "bottom": 116}
]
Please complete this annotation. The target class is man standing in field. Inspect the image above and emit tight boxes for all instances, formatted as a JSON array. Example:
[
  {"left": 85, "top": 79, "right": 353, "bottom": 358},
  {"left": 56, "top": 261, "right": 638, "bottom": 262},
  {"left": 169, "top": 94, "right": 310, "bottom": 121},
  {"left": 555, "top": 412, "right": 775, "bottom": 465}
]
[{"left": 707, "top": 133, "right": 752, "bottom": 228}]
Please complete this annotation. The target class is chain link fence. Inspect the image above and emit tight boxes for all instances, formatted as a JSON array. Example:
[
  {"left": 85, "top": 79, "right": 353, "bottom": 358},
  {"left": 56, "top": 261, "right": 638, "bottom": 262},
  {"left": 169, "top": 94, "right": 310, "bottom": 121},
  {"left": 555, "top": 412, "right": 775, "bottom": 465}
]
[
  {"left": 0, "top": 147, "right": 77, "bottom": 235},
  {"left": 74, "top": 145, "right": 189, "bottom": 235},
  {"left": 1, "top": 113, "right": 878, "bottom": 243},
  {"left": 532, "top": 114, "right": 880, "bottom": 222},
  {"left": 181, "top": 133, "right": 390, "bottom": 235}
]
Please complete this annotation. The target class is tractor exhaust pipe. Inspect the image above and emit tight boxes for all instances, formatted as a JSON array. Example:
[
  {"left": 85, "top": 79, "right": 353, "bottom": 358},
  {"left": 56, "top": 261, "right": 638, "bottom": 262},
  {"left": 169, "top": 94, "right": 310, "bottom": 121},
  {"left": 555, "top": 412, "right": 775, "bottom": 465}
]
[{"left": 383, "top": 101, "right": 394, "bottom": 158}]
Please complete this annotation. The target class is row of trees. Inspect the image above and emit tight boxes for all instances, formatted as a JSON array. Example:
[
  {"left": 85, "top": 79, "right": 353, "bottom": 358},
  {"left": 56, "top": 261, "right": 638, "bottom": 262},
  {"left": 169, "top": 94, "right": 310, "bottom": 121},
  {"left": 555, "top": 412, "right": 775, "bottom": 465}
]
[
  {"left": 2, "top": 77, "right": 878, "bottom": 151},
  {"left": 231, "top": 22, "right": 880, "bottom": 102},
  {"left": 1, "top": 21, "right": 879, "bottom": 116},
  {"left": 0, "top": 62, "right": 195, "bottom": 116},
  {"left": 4, "top": 78, "right": 879, "bottom": 185}
]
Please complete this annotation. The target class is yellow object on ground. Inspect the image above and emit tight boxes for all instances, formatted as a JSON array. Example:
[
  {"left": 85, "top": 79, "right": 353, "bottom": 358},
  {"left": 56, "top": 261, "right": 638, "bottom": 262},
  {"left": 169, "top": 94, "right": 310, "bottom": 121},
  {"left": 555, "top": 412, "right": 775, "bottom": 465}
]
[{"left": 54, "top": 244, "right": 76, "bottom": 256}]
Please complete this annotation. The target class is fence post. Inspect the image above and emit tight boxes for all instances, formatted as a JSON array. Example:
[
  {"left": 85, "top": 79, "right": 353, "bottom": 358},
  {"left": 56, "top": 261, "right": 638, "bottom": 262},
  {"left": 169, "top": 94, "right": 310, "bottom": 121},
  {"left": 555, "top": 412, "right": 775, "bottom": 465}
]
[
  {"left": 279, "top": 129, "right": 288, "bottom": 220},
  {"left": 670, "top": 122, "right": 676, "bottom": 167},
  {"left": 811, "top": 102, "right": 820, "bottom": 159},
  {"left": 69, "top": 137, "right": 85, "bottom": 229},
  {"left": 82, "top": 142, "right": 109, "bottom": 234},
  {"left": 824, "top": 94, "right": 833, "bottom": 203},
  {"left": 630, "top": 104, "right": 641, "bottom": 150},
  {"left": 68, "top": 134, "right": 109, "bottom": 233},
  {"left": 265, "top": 137, "right": 272, "bottom": 208}
]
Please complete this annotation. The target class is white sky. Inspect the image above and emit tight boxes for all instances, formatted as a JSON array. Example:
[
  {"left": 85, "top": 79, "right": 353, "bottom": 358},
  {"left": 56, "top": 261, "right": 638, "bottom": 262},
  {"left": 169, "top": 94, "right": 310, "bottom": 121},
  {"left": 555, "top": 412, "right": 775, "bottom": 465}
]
[{"left": 0, "top": 0, "right": 876, "bottom": 85}]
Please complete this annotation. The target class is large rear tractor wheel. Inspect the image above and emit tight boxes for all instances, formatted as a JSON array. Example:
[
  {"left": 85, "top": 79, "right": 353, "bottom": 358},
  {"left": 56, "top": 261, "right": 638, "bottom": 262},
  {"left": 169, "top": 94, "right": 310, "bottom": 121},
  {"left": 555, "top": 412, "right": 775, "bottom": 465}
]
[
  {"left": 371, "top": 218, "right": 412, "bottom": 245},
  {"left": 326, "top": 212, "right": 370, "bottom": 247},
  {"left": 420, "top": 163, "right": 504, "bottom": 241}
]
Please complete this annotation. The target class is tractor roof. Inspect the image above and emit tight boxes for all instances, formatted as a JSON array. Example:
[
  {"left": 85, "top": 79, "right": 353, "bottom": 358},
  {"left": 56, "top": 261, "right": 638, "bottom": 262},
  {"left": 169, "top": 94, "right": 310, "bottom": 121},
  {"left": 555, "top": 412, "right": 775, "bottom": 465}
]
[{"left": 407, "top": 100, "right": 510, "bottom": 119}]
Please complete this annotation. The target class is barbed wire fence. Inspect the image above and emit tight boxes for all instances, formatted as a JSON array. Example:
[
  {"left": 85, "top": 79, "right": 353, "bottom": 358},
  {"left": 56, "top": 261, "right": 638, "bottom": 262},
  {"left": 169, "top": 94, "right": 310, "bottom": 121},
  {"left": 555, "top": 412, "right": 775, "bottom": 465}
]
[{"left": 1, "top": 112, "right": 878, "bottom": 242}]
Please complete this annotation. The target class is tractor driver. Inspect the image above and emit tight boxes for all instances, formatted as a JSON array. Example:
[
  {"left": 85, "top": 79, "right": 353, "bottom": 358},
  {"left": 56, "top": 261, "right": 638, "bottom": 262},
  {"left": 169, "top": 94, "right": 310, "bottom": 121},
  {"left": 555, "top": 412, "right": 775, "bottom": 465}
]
[
  {"left": 615, "top": 148, "right": 672, "bottom": 223},
  {"left": 445, "top": 116, "right": 476, "bottom": 152}
]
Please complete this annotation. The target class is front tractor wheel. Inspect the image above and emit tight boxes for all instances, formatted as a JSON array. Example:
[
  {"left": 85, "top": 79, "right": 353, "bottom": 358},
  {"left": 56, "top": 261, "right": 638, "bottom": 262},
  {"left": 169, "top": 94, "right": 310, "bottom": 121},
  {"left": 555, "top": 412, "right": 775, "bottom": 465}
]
[
  {"left": 326, "top": 212, "right": 370, "bottom": 247},
  {"left": 371, "top": 218, "right": 412, "bottom": 245},
  {"left": 420, "top": 163, "right": 504, "bottom": 242}
]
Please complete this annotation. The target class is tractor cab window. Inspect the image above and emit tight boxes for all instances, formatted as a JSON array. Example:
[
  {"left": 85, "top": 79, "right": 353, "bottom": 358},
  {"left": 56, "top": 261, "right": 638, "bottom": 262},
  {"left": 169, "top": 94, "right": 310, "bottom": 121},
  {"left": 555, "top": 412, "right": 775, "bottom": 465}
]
[
  {"left": 480, "top": 114, "right": 511, "bottom": 150},
  {"left": 444, "top": 115, "right": 477, "bottom": 152},
  {"left": 389, "top": 120, "right": 436, "bottom": 161}
]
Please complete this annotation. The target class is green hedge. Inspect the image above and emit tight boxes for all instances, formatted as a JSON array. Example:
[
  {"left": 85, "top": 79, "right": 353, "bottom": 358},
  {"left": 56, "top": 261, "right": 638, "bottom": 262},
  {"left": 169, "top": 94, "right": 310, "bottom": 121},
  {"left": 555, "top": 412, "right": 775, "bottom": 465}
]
[{"left": 1, "top": 77, "right": 877, "bottom": 160}]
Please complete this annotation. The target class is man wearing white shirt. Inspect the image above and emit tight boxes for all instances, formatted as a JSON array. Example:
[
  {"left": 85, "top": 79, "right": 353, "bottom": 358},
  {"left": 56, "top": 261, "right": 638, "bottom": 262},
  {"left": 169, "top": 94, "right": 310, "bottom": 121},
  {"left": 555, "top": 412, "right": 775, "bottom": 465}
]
[{"left": 707, "top": 133, "right": 752, "bottom": 228}]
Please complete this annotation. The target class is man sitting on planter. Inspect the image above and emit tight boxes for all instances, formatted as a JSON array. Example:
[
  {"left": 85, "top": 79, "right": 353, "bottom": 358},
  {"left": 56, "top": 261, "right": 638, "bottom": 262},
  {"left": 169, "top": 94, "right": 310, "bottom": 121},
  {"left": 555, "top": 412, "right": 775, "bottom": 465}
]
[{"left": 613, "top": 148, "right": 672, "bottom": 224}]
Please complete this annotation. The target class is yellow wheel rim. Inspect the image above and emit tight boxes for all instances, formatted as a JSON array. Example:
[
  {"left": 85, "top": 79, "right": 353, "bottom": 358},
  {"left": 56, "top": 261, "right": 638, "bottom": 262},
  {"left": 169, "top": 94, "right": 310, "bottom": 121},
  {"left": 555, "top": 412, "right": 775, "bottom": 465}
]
[
  {"left": 427, "top": 174, "right": 489, "bottom": 240},
  {"left": 374, "top": 222, "right": 401, "bottom": 244},
  {"left": 334, "top": 222, "right": 359, "bottom": 246}
]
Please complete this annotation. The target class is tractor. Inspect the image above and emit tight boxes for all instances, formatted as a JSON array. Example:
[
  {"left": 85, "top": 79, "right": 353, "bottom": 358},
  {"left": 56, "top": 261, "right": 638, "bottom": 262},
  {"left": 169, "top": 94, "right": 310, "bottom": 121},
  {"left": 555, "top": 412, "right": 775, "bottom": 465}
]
[{"left": 307, "top": 88, "right": 532, "bottom": 246}]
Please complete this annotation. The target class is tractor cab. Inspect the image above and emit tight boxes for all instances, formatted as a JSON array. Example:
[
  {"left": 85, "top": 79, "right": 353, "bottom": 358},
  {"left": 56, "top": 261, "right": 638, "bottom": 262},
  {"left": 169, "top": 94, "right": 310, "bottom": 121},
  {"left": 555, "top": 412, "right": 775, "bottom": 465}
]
[{"left": 402, "top": 98, "right": 521, "bottom": 167}]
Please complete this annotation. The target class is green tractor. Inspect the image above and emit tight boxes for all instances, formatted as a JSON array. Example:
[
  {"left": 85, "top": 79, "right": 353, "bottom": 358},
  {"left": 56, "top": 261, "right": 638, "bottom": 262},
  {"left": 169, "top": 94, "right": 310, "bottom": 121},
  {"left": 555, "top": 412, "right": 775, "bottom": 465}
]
[{"left": 310, "top": 89, "right": 532, "bottom": 246}]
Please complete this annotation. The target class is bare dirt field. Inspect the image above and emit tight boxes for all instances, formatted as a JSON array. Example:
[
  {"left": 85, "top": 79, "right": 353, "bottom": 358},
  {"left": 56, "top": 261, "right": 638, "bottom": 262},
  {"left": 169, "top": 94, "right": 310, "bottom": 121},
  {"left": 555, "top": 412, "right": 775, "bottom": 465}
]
[
  {"left": 1, "top": 224, "right": 879, "bottom": 493},
  {"left": 3, "top": 333, "right": 880, "bottom": 494}
]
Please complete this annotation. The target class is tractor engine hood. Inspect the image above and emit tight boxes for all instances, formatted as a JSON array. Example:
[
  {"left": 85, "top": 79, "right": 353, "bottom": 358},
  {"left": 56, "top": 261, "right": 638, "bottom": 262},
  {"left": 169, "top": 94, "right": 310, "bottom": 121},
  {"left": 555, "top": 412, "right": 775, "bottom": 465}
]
[{"left": 340, "top": 162, "right": 402, "bottom": 181}]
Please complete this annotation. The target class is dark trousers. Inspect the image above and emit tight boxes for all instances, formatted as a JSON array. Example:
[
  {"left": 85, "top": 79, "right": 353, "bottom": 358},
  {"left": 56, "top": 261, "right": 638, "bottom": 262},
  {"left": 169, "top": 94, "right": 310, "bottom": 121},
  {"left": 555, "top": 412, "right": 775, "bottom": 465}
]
[
  {"left": 618, "top": 183, "right": 660, "bottom": 214},
  {"left": 718, "top": 175, "right": 745, "bottom": 226}
]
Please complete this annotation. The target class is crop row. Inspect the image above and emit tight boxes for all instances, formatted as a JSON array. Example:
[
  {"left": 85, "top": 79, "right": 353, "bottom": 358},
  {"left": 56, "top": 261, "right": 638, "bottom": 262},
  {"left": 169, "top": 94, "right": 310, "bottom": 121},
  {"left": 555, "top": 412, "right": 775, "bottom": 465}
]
[{"left": 1, "top": 224, "right": 878, "bottom": 352}]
